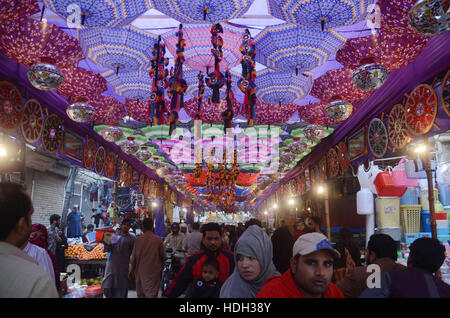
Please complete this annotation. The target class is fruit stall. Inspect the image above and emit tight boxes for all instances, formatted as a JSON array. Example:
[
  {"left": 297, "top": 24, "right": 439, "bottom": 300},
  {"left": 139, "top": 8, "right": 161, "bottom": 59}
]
[{"left": 65, "top": 243, "right": 108, "bottom": 280}]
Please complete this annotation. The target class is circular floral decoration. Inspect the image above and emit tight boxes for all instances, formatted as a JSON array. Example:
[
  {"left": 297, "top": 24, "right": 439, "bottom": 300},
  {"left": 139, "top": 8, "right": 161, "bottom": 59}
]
[
  {"left": 405, "top": 83, "right": 438, "bottom": 135},
  {"left": 388, "top": 104, "right": 409, "bottom": 150},
  {"left": 21, "top": 99, "right": 43, "bottom": 143},
  {"left": 94, "top": 146, "right": 106, "bottom": 175},
  {"left": 0, "top": 81, "right": 24, "bottom": 132},
  {"left": 83, "top": 138, "right": 96, "bottom": 170},
  {"left": 327, "top": 148, "right": 339, "bottom": 178},
  {"left": 104, "top": 152, "right": 117, "bottom": 179},
  {"left": 42, "top": 114, "right": 63, "bottom": 153}
]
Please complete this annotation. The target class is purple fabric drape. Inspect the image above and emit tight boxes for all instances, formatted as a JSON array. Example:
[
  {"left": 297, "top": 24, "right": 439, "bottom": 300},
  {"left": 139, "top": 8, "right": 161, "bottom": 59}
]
[
  {"left": 255, "top": 31, "right": 450, "bottom": 209},
  {"left": 154, "top": 199, "right": 166, "bottom": 238}
]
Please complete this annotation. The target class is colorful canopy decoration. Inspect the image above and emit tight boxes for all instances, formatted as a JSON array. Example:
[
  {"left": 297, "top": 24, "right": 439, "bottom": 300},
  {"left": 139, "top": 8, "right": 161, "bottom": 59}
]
[
  {"left": 253, "top": 100, "right": 300, "bottom": 125},
  {"left": 162, "top": 23, "right": 245, "bottom": 73},
  {"left": 152, "top": 0, "right": 254, "bottom": 23},
  {"left": 0, "top": 18, "right": 84, "bottom": 68},
  {"left": 267, "top": 0, "right": 376, "bottom": 31},
  {"left": 298, "top": 102, "right": 340, "bottom": 126},
  {"left": 184, "top": 95, "right": 242, "bottom": 123},
  {"left": 124, "top": 99, "right": 170, "bottom": 123},
  {"left": 0, "top": 0, "right": 39, "bottom": 25},
  {"left": 42, "top": 0, "right": 152, "bottom": 27},
  {"left": 254, "top": 23, "right": 346, "bottom": 73},
  {"left": 310, "top": 67, "right": 372, "bottom": 103},
  {"left": 90, "top": 95, "right": 127, "bottom": 124},
  {"left": 57, "top": 65, "right": 107, "bottom": 99},
  {"left": 78, "top": 25, "right": 159, "bottom": 73},
  {"left": 255, "top": 68, "right": 313, "bottom": 104},
  {"left": 335, "top": 28, "right": 429, "bottom": 73},
  {"left": 378, "top": 0, "right": 419, "bottom": 34},
  {"left": 104, "top": 70, "right": 153, "bottom": 101}
]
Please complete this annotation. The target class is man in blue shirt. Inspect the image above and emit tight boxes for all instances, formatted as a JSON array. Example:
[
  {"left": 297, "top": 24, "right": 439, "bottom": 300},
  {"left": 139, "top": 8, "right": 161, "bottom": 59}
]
[{"left": 66, "top": 205, "right": 84, "bottom": 238}]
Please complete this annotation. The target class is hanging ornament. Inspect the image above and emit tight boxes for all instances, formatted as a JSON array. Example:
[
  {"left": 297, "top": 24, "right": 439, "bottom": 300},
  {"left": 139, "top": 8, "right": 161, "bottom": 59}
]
[
  {"left": 21, "top": 99, "right": 43, "bottom": 143},
  {"left": 368, "top": 118, "right": 388, "bottom": 158},
  {"left": 41, "top": 114, "right": 63, "bottom": 153},
  {"left": 405, "top": 83, "right": 438, "bottom": 135},
  {"left": 408, "top": 0, "right": 449, "bottom": 36},
  {"left": 388, "top": 104, "right": 410, "bottom": 150},
  {"left": 327, "top": 148, "right": 339, "bottom": 178},
  {"left": 351, "top": 58, "right": 389, "bottom": 91},
  {"left": 148, "top": 35, "right": 169, "bottom": 125},
  {"left": 238, "top": 28, "right": 256, "bottom": 126},
  {"left": 27, "top": 57, "right": 64, "bottom": 91},
  {"left": 66, "top": 97, "right": 96, "bottom": 123},
  {"left": 167, "top": 110, "right": 179, "bottom": 136},
  {"left": 289, "top": 137, "right": 308, "bottom": 155},
  {"left": 101, "top": 123, "right": 123, "bottom": 143},
  {"left": 205, "top": 23, "right": 225, "bottom": 103},
  {"left": 0, "top": 81, "right": 24, "bottom": 133},
  {"left": 221, "top": 71, "right": 234, "bottom": 133},
  {"left": 442, "top": 69, "right": 450, "bottom": 117},
  {"left": 94, "top": 146, "right": 106, "bottom": 175},
  {"left": 304, "top": 124, "right": 326, "bottom": 142},
  {"left": 325, "top": 97, "right": 353, "bottom": 122},
  {"left": 121, "top": 137, "right": 139, "bottom": 155},
  {"left": 168, "top": 24, "right": 187, "bottom": 112},
  {"left": 195, "top": 72, "right": 205, "bottom": 120},
  {"left": 83, "top": 138, "right": 96, "bottom": 170},
  {"left": 136, "top": 146, "right": 152, "bottom": 161},
  {"left": 104, "top": 152, "right": 117, "bottom": 179}
]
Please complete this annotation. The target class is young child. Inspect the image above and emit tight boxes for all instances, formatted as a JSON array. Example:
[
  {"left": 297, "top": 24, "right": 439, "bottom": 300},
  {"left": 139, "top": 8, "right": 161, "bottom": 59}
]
[{"left": 185, "top": 257, "right": 222, "bottom": 298}]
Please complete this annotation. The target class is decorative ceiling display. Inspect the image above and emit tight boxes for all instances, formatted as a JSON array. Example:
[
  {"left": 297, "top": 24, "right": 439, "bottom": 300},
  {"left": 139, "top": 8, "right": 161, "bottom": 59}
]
[
  {"left": 57, "top": 65, "right": 108, "bottom": 99},
  {"left": 0, "top": 0, "right": 40, "bottom": 25},
  {"left": 83, "top": 138, "right": 96, "bottom": 170},
  {"left": 66, "top": 97, "right": 96, "bottom": 123},
  {"left": 42, "top": 0, "right": 152, "bottom": 28},
  {"left": 41, "top": 113, "right": 63, "bottom": 153},
  {"left": 335, "top": 29, "right": 429, "bottom": 82},
  {"left": 253, "top": 100, "right": 300, "bottom": 125},
  {"left": 78, "top": 25, "right": 159, "bottom": 74},
  {"left": 21, "top": 99, "right": 44, "bottom": 144},
  {"left": 378, "top": 0, "right": 420, "bottom": 34},
  {"left": 103, "top": 70, "right": 153, "bottom": 101},
  {"left": 184, "top": 95, "right": 242, "bottom": 124},
  {"left": 310, "top": 67, "right": 372, "bottom": 103},
  {"left": 255, "top": 23, "right": 345, "bottom": 74},
  {"left": 89, "top": 95, "right": 127, "bottom": 124},
  {"left": 298, "top": 102, "right": 340, "bottom": 126},
  {"left": 387, "top": 103, "right": 410, "bottom": 150},
  {"left": 100, "top": 123, "right": 123, "bottom": 143},
  {"left": 0, "top": 81, "right": 25, "bottom": 133},
  {"left": 125, "top": 99, "right": 171, "bottom": 123},
  {"left": 404, "top": 83, "right": 438, "bottom": 135},
  {"left": 162, "top": 23, "right": 245, "bottom": 73},
  {"left": 152, "top": 0, "right": 254, "bottom": 23},
  {"left": 254, "top": 68, "right": 313, "bottom": 105},
  {"left": 408, "top": 0, "right": 450, "bottom": 36},
  {"left": 267, "top": 0, "right": 376, "bottom": 31},
  {"left": 368, "top": 118, "right": 388, "bottom": 158}
]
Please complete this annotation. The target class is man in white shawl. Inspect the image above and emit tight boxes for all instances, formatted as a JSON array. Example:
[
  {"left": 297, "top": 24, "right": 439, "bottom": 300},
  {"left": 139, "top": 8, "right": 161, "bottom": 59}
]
[{"left": 220, "top": 225, "right": 280, "bottom": 298}]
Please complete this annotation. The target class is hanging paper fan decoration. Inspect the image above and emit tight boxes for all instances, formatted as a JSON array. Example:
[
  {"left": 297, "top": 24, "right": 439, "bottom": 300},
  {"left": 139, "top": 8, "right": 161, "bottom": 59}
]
[
  {"left": 405, "top": 83, "right": 438, "bottom": 135},
  {"left": 83, "top": 138, "right": 96, "bottom": 170},
  {"left": 368, "top": 118, "right": 388, "bottom": 158},
  {"left": 152, "top": 0, "right": 254, "bottom": 23},
  {"left": 388, "top": 104, "right": 410, "bottom": 150},
  {"left": 0, "top": 18, "right": 84, "bottom": 69},
  {"left": 21, "top": 99, "right": 43, "bottom": 144},
  {"left": 103, "top": 70, "right": 153, "bottom": 101},
  {"left": 104, "top": 152, "right": 117, "bottom": 179},
  {"left": 184, "top": 96, "right": 242, "bottom": 124},
  {"left": 254, "top": 23, "right": 345, "bottom": 73},
  {"left": 162, "top": 23, "right": 244, "bottom": 72},
  {"left": 78, "top": 25, "right": 159, "bottom": 73},
  {"left": 267, "top": 0, "right": 376, "bottom": 31},
  {"left": 408, "top": 0, "right": 450, "bottom": 36},
  {"left": 327, "top": 148, "right": 339, "bottom": 178},
  {"left": 95, "top": 146, "right": 106, "bottom": 175},
  {"left": 441, "top": 69, "right": 450, "bottom": 117},
  {"left": 43, "top": 0, "right": 152, "bottom": 28},
  {"left": 255, "top": 69, "right": 313, "bottom": 104},
  {"left": 0, "top": 0, "right": 40, "bottom": 25},
  {"left": 311, "top": 68, "right": 372, "bottom": 103},
  {"left": 337, "top": 141, "right": 350, "bottom": 173},
  {"left": 90, "top": 95, "right": 127, "bottom": 124},
  {"left": 335, "top": 30, "right": 428, "bottom": 75},
  {"left": 41, "top": 114, "right": 63, "bottom": 153},
  {"left": 0, "top": 82, "right": 24, "bottom": 133}
]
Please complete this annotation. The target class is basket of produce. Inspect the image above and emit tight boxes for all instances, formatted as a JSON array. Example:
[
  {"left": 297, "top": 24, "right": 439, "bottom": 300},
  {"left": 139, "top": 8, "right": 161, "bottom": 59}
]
[{"left": 65, "top": 244, "right": 108, "bottom": 260}]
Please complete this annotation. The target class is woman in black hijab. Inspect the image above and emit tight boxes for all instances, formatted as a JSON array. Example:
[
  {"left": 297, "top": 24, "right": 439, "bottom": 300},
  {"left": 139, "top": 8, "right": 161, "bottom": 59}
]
[{"left": 270, "top": 225, "right": 294, "bottom": 274}]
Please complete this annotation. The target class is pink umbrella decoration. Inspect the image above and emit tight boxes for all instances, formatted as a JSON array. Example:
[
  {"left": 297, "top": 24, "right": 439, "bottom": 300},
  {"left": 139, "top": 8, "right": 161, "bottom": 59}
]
[
  {"left": 378, "top": 0, "right": 421, "bottom": 35},
  {"left": 253, "top": 100, "right": 299, "bottom": 125},
  {"left": 162, "top": 23, "right": 244, "bottom": 73},
  {"left": 184, "top": 95, "right": 242, "bottom": 124},
  {"left": 335, "top": 28, "right": 428, "bottom": 73},
  {"left": 57, "top": 65, "right": 107, "bottom": 99},
  {"left": 90, "top": 95, "right": 127, "bottom": 124},
  {"left": 0, "top": 18, "right": 84, "bottom": 68},
  {"left": 310, "top": 68, "right": 372, "bottom": 103},
  {"left": 298, "top": 102, "right": 341, "bottom": 126}
]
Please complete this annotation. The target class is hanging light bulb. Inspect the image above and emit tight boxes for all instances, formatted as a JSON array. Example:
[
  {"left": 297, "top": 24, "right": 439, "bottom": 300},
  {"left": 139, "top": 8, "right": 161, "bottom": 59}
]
[
  {"left": 27, "top": 57, "right": 64, "bottom": 90},
  {"left": 351, "top": 58, "right": 388, "bottom": 91},
  {"left": 66, "top": 97, "right": 96, "bottom": 123},
  {"left": 408, "top": 0, "right": 449, "bottom": 36},
  {"left": 101, "top": 123, "right": 123, "bottom": 143},
  {"left": 121, "top": 137, "right": 138, "bottom": 155}
]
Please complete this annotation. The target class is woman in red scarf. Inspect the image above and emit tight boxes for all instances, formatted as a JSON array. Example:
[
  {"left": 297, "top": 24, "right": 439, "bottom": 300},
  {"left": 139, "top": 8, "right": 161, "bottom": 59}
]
[{"left": 29, "top": 224, "right": 60, "bottom": 289}]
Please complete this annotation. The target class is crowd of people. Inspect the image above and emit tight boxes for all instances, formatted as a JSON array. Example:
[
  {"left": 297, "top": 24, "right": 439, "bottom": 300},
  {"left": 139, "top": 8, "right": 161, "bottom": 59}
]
[{"left": 0, "top": 181, "right": 449, "bottom": 298}]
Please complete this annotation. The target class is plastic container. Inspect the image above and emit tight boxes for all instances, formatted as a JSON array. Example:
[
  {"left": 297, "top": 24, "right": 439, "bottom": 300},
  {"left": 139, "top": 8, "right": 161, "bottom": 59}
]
[
  {"left": 357, "top": 188, "right": 374, "bottom": 215},
  {"left": 438, "top": 235, "right": 450, "bottom": 244},
  {"left": 406, "top": 157, "right": 436, "bottom": 179},
  {"left": 421, "top": 211, "right": 431, "bottom": 232},
  {"left": 404, "top": 233, "right": 419, "bottom": 244},
  {"left": 419, "top": 232, "right": 432, "bottom": 238},
  {"left": 374, "top": 169, "right": 407, "bottom": 197},
  {"left": 436, "top": 211, "right": 447, "bottom": 220},
  {"left": 95, "top": 227, "right": 114, "bottom": 242},
  {"left": 392, "top": 158, "right": 418, "bottom": 187},
  {"left": 437, "top": 227, "right": 449, "bottom": 236},
  {"left": 419, "top": 188, "right": 439, "bottom": 210},
  {"left": 400, "top": 205, "right": 421, "bottom": 233},
  {"left": 85, "top": 285, "right": 103, "bottom": 298},
  {"left": 437, "top": 220, "right": 449, "bottom": 228},
  {"left": 438, "top": 183, "right": 450, "bottom": 206},
  {"left": 377, "top": 227, "right": 402, "bottom": 241},
  {"left": 376, "top": 197, "right": 401, "bottom": 227},
  {"left": 400, "top": 187, "right": 419, "bottom": 205}
]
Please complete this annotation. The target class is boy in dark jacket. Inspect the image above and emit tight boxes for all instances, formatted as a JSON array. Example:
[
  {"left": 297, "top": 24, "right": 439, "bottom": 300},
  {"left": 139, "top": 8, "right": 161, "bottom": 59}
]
[{"left": 185, "top": 257, "right": 222, "bottom": 298}]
